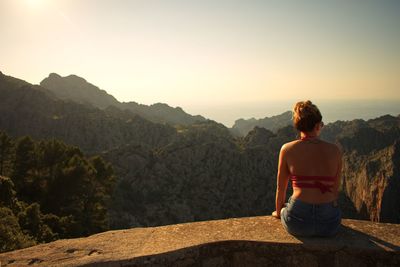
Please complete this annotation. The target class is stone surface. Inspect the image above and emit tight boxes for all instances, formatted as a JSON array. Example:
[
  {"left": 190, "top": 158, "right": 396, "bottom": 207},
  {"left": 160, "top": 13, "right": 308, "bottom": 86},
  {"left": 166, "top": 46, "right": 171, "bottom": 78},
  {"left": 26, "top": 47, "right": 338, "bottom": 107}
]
[{"left": 1, "top": 216, "right": 399, "bottom": 266}]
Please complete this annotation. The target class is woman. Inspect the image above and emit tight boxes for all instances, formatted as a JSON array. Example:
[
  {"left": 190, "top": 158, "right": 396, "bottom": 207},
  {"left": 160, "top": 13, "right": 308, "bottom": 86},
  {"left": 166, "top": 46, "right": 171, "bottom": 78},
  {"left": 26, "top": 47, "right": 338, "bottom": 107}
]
[{"left": 272, "top": 100, "right": 342, "bottom": 237}]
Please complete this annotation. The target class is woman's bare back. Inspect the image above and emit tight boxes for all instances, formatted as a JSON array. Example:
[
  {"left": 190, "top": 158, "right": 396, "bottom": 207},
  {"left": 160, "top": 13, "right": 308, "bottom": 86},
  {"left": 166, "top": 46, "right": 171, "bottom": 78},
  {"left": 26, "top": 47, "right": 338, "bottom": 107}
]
[{"left": 284, "top": 138, "right": 341, "bottom": 204}]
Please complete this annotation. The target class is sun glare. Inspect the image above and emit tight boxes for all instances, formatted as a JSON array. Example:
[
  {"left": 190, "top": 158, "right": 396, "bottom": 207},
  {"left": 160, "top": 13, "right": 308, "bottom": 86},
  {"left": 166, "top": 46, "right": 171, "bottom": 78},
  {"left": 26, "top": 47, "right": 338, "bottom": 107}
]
[{"left": 26, "top": 0, "right": 44, "bottom": 7}]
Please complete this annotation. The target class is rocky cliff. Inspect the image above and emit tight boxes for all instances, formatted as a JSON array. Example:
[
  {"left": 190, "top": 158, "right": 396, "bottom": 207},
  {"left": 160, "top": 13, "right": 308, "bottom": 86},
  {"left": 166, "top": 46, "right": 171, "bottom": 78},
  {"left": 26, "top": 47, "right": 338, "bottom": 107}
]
[
  {"left": 341, "top": 141, "right": 400, "bottom": 223},
  {"left": 316, "top": 115, "right": 400, "bottom": 223}
]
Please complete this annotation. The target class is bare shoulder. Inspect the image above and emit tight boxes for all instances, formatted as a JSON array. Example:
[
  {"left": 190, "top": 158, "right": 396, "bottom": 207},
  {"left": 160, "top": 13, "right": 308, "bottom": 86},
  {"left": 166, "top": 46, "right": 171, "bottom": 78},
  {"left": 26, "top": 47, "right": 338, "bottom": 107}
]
[{"left": 280, "top": 140, "right": 299, "bottom": 152}]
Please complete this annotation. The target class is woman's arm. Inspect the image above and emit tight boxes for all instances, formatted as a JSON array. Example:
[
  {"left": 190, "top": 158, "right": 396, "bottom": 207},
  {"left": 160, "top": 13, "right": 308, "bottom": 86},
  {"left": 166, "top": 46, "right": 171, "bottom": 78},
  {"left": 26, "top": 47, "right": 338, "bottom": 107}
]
[{"left": 272, "top": 144, "right": 290, "bottom": 218}]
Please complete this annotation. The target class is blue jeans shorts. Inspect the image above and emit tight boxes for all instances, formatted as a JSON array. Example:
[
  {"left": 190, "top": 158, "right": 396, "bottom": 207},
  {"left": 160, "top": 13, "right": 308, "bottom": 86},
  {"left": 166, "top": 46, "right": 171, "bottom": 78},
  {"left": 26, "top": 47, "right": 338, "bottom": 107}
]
[{"left": 280, "top": 196, "right": 341, "bottom": 237}]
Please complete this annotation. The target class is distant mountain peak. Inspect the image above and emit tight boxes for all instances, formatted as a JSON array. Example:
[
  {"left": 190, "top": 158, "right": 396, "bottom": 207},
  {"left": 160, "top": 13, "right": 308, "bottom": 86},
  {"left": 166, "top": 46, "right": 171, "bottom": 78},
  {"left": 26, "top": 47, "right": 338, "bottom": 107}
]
[
  {"left": 65, "top": 74, "right": 88, "bottom": 83},
  {"left": 40, "top": 73, "right": 119, "bottom": 109},
  {"left": 45, "top": 73, "right": 90, "bottom": 87},
  {"left": 231, "top": 111, "right": 293, "bottom": 136},
  {"left": 151, "top": 102, "right": 169, "bottom": 108},
  {"left": 48, "top": 73, "right": 62, "bottom": 79},
  {"left": 40, "top": 73, "right": 207, "bottom": 126}
]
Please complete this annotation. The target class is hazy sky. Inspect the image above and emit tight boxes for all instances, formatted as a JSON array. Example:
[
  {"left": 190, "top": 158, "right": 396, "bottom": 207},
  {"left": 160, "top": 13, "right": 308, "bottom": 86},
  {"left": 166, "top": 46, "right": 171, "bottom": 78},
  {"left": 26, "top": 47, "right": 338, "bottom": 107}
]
[{"left": 1, "top": 0, "right": 399, "bottom": 126}]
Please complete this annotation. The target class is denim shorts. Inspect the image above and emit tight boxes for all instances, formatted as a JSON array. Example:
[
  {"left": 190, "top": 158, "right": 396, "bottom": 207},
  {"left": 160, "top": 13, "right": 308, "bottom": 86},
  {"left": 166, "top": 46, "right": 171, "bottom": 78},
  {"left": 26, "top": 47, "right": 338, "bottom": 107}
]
[{"left": 280, "top": 196, "right": 341, "bottom": 237}]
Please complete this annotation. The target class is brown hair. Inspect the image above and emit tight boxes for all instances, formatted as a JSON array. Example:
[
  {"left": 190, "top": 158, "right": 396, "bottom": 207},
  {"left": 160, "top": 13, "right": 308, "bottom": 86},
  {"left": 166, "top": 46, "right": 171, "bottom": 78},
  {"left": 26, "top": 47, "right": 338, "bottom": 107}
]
[{"left": 292, "top": 100, "right": 322, "bottom": 132}]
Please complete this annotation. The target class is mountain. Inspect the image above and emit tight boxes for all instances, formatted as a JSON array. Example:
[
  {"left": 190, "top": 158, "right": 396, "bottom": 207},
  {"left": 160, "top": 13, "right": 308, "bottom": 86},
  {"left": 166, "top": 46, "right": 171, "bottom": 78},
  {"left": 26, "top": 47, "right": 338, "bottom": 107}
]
[
  {"left": 1, "top": 70, "right": 400, "bottom": 230},
  {"left": 40, "top": 73, "right": 206, "bottom": 126},
  {"left": 0, "top": 71, "right": 178, "bottom": 153},
  {"left": 231, "top": 111, "right": 292, "bottom": 136},
  {"left": 40, "top": 73, "right": 120, "bottom": 109}
]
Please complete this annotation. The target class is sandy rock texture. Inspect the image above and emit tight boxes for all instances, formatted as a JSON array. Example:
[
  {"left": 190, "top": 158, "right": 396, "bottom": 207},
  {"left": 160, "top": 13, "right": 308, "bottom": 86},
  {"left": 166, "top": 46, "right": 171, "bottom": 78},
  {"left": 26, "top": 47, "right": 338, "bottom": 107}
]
[{"left": 1, "top": 216, "right": 399, "bottom": 267}]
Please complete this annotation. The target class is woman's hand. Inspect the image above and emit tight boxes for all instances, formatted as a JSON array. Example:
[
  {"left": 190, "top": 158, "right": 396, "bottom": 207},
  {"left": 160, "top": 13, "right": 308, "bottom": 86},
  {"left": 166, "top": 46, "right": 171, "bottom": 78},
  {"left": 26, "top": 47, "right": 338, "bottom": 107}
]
[{"left": 272, "top": 210, "right": 280, "bottom": 219}]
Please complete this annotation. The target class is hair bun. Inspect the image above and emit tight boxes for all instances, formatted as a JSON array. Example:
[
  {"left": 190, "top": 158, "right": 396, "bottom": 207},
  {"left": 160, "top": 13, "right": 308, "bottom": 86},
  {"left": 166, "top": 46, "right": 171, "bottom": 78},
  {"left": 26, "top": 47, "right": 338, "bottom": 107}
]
[{"left": 292, "top": 100, "right": 322, "bottom": 132}]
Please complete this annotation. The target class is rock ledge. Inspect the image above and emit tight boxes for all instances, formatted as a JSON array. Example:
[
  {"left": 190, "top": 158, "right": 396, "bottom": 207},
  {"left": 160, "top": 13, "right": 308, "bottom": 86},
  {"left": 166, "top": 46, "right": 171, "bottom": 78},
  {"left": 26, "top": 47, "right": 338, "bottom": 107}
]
[{"left": 0, "top": 216, "right": 399, "bottom": 266}]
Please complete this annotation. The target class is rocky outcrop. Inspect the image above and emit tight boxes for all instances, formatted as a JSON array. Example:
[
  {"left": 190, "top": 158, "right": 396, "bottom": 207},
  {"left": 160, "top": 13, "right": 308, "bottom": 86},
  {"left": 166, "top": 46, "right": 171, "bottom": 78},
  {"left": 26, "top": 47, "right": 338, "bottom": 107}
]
[
  {"left": 241, "top": 126, "right": 275, "bottom": 148},
  {"left": 40, "top": 73, "right": 207, "bottom": 126},
  {"left": 320, "top": 115, "right": 400, "bottom": 223},
  {"left": 0, "top": 216, "right": 399, "bottom": 266},
  {"left": 231, "top": 111, "right": 292, "bottom": 136},
  {"left": 341, "top": 140, "right": 400, "bottom": 223}
]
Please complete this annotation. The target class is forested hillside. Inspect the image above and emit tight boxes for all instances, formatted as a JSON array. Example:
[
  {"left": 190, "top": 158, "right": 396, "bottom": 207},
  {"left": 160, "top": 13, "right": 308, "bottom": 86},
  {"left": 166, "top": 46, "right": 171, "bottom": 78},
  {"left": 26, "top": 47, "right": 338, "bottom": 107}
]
[{"left": 0, "top": 132, "right": 115, "bottom": 252}]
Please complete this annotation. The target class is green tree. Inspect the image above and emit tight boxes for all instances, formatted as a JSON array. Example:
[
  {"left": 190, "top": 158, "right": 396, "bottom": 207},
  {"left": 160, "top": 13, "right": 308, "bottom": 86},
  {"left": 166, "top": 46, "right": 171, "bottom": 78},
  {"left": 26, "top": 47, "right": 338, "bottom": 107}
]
[
  {"left": 37, "top": 139, "right": 67, "bottom": 181},
  {"left": 0, "top": 207, "right": 34, "bottom": 253},
  {"left": 83, "top": 156, "right": 116, "bottom": 234},
  {"left": 12, "top": 136, "right": 37, "bottom": 196},
  {"left": 0, "top": 131, "right": 13, "bottom": 176},
  {"left": 0, "top": 176, "right": 16, "bottom": 208},
  {"left": 18, "top": 203, "right": 57, "bottom": 243},
  {"left": 90, "top": 155, "right": 116, "bottom": 195}
]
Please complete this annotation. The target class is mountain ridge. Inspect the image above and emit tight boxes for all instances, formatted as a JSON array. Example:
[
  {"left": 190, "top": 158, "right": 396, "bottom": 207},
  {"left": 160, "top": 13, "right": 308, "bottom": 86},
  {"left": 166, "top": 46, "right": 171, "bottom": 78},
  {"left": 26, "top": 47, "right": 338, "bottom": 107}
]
[
  {"left": 0, "top": 71, "right": 178, "bottom": 153},
  {"left": 231, "top": 110, "right": 293, "bottom": 136},
  {"left": 40, "top": 73, "right": 207, "bottom": 126}
]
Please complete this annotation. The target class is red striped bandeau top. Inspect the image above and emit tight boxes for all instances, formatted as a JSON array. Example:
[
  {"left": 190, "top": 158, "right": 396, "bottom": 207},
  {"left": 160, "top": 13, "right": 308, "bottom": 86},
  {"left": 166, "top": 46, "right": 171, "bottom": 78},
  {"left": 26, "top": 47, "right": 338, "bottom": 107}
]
[{"left": 290, "top": 175, "right": 336, "bottom": 194}]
